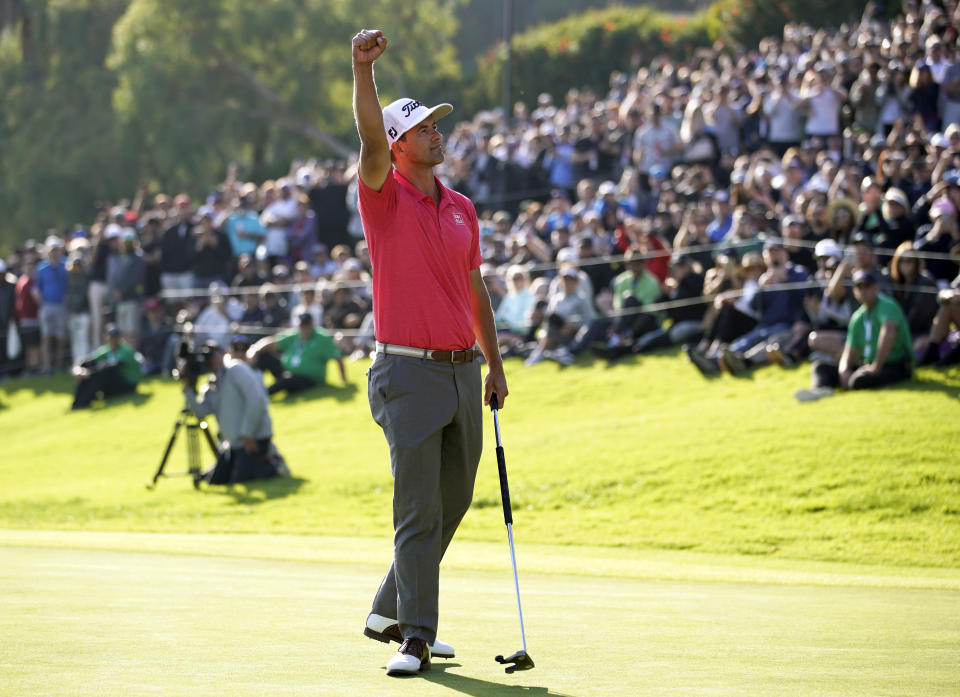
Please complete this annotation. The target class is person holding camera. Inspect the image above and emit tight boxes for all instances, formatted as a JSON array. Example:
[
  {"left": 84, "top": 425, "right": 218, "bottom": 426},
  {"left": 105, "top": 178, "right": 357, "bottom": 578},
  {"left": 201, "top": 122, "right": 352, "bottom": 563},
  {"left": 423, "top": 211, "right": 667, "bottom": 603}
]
[
  {"left": 180, "top": 341, "right": 279, "bottom": 485},
  {"left": 71, "top": 323, "right": 142, "bottom": 410}
]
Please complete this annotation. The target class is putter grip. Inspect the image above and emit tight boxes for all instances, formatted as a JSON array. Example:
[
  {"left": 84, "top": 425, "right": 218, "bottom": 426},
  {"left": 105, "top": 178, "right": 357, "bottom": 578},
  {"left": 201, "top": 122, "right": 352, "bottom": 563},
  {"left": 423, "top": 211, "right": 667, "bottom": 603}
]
[
  {"left": 497, "top": 446, "right": 513, "bottom": 525},
  {"left": 490, "top": 392, "right": 499, "bottom": 410}
]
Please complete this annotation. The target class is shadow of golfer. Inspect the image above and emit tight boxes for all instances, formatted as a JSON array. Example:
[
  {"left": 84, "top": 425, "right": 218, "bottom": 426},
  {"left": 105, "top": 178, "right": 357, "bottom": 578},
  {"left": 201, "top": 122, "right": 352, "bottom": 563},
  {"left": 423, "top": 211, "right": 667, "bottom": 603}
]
[{"left": 420, "top": 662, "right": 576, "bottom": 697}]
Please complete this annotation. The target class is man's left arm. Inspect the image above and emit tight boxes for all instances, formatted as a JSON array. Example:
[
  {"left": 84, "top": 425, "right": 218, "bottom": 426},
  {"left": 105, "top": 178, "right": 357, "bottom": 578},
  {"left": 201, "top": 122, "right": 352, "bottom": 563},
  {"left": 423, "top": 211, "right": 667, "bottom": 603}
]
[
  {"left": 470, "top": 268, "right": 508, "bottom": 408},
  {"left": 865, "top": 320, "right": 898, "bottom": 372}
]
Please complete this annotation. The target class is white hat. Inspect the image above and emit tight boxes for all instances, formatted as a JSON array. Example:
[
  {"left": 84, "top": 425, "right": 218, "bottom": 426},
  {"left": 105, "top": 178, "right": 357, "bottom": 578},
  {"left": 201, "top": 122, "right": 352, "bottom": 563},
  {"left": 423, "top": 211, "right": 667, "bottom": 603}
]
[
  {"left": 598, "top": 181, "right": 617, "bottom": 196},
  {"left": 104, "top": 223, "right": 123, "bottom": 239},
  {"left": 883, "top": 187, "right": 909, "bottom": 209},
  {"left": 382, "top": 98, "right": 453, "bottom": 147},
  {"left": 814, "top": 238, "right": 842, "bottom": 260}
]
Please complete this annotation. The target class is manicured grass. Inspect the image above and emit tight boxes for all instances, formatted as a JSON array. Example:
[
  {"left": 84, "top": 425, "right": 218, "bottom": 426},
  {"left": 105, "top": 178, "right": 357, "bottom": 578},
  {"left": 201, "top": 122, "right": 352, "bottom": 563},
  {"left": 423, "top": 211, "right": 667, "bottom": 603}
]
[
  {"left": 1, "top": 533, "right": 958, "bottom": 697},
  {"left": 1, "top": 351, "right": 959, "bottom": 567}
]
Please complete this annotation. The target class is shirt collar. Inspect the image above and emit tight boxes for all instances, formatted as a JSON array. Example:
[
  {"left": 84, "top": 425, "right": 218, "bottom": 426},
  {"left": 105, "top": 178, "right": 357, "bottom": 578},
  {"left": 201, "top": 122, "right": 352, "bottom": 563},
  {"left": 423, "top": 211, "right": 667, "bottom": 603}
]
[{"left": 393, "top": 169, "right": 449, "bottom": 206}]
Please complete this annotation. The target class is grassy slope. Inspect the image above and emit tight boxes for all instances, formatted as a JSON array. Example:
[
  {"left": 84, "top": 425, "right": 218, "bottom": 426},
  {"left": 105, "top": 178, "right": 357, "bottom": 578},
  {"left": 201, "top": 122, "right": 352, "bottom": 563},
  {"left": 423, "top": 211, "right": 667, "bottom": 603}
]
[{"left": 1, "top": 351, "right": 959, "bottom": 568}]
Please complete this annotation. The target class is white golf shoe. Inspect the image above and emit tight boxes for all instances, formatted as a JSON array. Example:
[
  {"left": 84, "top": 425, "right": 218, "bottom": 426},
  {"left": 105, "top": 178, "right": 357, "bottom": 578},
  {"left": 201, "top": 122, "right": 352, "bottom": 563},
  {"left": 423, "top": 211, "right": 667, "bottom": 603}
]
[
  {"left": 364, "top": 612, "right": 455, "bottom": 658},
  {"left": 385, "top": 637, "right": 430, "bottom": 676}
]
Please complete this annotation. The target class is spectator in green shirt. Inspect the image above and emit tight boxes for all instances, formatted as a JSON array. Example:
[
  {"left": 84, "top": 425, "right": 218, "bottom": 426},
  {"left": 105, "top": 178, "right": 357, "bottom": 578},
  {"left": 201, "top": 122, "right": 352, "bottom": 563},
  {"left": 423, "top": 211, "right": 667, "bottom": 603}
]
[
  {"left": 248, "top": 312, "right": 347, "bottom": 396},
  {"left": 71, "top": 324, "right": 142, "bottom": 409},
  {"left": 797, "top": 269, "right": 912, "bottom": 401}
]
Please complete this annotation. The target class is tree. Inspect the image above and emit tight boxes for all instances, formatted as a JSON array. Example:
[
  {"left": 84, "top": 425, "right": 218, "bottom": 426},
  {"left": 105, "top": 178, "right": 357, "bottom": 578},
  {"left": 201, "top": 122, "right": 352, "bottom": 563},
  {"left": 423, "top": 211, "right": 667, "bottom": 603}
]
[{"left": 108, "top": 0, "right": 465, "bottom": 191}]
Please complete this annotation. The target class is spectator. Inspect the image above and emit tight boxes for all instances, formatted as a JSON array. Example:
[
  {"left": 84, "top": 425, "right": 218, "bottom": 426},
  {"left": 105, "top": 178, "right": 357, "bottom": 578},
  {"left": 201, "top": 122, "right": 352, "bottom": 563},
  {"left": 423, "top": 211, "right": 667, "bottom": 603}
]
[
  {"left": 634, "top": 252, "right": 705, "bottom": 353},
  {"left": 918, "top": 274, "right": 960, "bottom": 366},
  {"left": 526, "top": 265, "right": 596, "bottom": 365},
  {"left": 139, "top": 297, "right": 175, "bottom": 376},
  {"left": 106, "top": 229, "right": 147, "bottom": 347},
  {"left": 159, "top": 195, "right": 197, "bottom": 292},
  {"left": 914, "top": 196, "right": 960, "bottom": 283},
  {"left": 13, "top": 258, "right": 41, "bottom": 374},
  {"left": 260, "top": 181, "right": 298, "bottom": 262},
  {"left": 71, "top": 324, "right": 142, "bottom": 410},
  {"left": 64, "top": 251, "right": 92, "bottom": 366},
  {"left": 87, "top": 224, "right": 117, "bottom": 348},
  {"left": 36, "top": 237, "right": 69, "bottom": 373},
  {"left": 191, "top": 214, "right": 233, "bottom": 289},
  {"left": 193, "top": 287, "right": 232, "bottom": 350},
  {"left": 248, "top": 312, "right": 347, "bottom": 396},
  {"left": 0, "top": 260, "right": 17, "bottom": 374},
  {"left": 797, "top": 269, "right": 913, "bottom": 401},
  {"left": 225, "top": 195, "right": 267, "bottom": 258},
  {"left": 888, "top": 241, "right": 940, "bottom": 351}
]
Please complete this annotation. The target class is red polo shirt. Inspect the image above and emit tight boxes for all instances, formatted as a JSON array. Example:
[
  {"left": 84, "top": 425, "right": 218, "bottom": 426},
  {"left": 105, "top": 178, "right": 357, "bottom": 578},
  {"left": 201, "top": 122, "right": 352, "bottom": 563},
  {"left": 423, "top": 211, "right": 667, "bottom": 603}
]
[{"left": 358, "top": 169, "right": 481, "bottom": 351}]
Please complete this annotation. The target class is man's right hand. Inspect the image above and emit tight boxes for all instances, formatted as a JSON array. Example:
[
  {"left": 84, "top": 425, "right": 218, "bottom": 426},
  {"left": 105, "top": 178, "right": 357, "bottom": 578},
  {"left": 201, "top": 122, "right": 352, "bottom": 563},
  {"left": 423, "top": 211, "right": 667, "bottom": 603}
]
[{"left": 352, "top": 29, "right": 387, "bottom": 66}]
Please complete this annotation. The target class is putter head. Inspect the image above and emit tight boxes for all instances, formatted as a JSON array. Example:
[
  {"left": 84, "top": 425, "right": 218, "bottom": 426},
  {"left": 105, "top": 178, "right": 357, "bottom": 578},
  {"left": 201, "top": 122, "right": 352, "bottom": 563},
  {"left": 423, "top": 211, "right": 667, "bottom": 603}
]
[{"left": 495, "top": 650, "right": 535, "bottom": 673}]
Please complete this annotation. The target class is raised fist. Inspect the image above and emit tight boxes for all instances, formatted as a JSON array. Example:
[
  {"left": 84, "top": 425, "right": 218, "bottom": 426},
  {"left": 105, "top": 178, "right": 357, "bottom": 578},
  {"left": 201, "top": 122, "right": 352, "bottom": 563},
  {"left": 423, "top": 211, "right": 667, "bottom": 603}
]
[{"left": 353, "top": 29, "right": 387, "bottom": 65}]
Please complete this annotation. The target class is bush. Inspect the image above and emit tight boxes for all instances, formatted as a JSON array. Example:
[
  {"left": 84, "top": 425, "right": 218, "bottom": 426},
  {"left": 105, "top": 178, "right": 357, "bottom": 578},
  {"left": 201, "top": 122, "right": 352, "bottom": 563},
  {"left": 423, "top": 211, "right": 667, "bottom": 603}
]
[{"left": 705, "top": 0, "right": 869, "bottom": 47}]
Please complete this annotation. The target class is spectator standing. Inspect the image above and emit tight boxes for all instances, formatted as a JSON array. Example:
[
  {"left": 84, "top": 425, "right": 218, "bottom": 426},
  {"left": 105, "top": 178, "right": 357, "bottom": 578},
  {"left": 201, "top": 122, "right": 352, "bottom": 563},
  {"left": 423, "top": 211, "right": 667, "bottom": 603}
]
[
  {"left": 13, "top": 258, "right": 41, "bottom": 374},
  {"left": 35, "top": 238, "right": 69, "bottom": 373},
  {"left": 192, "top": 215, "right": 233, "bottom": 289},
  {"left": 159, "top": 195, "right": 197, "bottom": 293},
  {"left": 64, "top": 252, "right": 92, "bottom": 365},
  {"left": 225, "top": 195, "right": 267, "bottom": 258},
  {"left": 87, "top": 224, "right": 117, "bottom": 348},
  {"left": 106, "top": 230, "right": 147, "bottom": 347}
]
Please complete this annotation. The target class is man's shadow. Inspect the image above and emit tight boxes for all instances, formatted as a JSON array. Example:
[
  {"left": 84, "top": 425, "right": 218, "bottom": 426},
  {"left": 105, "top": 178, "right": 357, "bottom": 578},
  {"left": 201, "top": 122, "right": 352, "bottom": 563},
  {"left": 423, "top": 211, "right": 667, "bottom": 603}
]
[
  {"left": 417, "top": 662, "right": 576, "bottom": 697},
  {"left": 200, "top": 476, "right": 307, "bottom": 505},
  {"left": 271, "top": 382, "right": 359, "bottom": 404}
]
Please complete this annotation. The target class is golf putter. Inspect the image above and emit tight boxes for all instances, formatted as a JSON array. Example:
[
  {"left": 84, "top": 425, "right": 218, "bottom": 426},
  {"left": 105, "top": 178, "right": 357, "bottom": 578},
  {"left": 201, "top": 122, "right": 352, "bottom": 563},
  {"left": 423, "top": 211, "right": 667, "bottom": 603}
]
[{"left": 490, "top": 393, "right": 535, "bottom": 673}]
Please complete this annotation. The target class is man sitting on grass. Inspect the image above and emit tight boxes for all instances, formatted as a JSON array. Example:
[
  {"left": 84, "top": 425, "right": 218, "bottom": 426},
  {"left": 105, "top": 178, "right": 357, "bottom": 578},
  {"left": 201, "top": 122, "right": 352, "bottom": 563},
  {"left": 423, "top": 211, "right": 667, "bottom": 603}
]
[
  {"left": 796, "top": 269, "right": 913, "bottom": 401},
  {"left": 71, "top": 324, "right": 142, "bottom": 410},
  {"left": 247, "top": 312, "right": 347, "bottom": 396}
]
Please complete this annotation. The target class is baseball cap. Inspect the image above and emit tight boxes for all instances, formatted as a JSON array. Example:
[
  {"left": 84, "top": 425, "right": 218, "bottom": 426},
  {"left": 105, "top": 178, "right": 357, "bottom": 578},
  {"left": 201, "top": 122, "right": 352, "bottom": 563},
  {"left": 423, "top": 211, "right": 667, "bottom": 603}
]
[
  {"left": 560, "top": 266, "right": 579, "bottom": 278},
  {"left": 814, "top": 238, "right": 842, "bottom": 260},
  {"left": 105, "top": 323, "right": 120, "bottom": 336},
  {"left": 598, "top": 181, "right": 617, "bottom": 196},
  {"left": 763, "top": 237, "right": 785, "bottom": 251},
  {"left": 851, "top": 231, "right": 874, "bottom": 247},
  {"left": 883, "top": 187, "right": 909, "bottom": 209},
  {"left": 852, "top": 268, "right": 877, "bottom": 286},
  {"left": 297, "top": 311, "right": 314, "bottom": 325},
  {"left": 382, "top": 98, "right": 453, "bottom": 147}
]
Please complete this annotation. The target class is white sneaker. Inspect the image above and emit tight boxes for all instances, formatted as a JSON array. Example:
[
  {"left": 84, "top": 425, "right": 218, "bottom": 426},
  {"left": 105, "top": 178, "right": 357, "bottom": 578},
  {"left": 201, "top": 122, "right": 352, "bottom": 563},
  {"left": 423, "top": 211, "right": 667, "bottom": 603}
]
[
  {"left": 385, "top": 637, "right": 430, "bottom": 676},
  {"left": 794, "top": 387, "right": 834, "bottom": 402},
  {"left": 364, "top": 613, "right": 455, "bottom": 658}
]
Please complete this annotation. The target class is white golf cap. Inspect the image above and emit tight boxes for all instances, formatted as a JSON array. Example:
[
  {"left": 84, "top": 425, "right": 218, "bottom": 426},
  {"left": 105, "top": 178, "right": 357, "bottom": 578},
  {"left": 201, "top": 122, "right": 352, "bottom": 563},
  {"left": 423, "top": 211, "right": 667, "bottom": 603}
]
[{"left": 382, "top": 98, "right": 453, "bottom": 147}]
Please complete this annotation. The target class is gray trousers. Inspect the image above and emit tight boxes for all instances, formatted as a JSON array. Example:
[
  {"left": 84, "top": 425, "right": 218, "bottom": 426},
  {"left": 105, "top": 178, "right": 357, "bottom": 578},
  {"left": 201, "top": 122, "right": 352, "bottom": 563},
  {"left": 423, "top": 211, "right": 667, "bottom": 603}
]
[{"left": 367, "top": 353, "right": 483, "bottom": 644}]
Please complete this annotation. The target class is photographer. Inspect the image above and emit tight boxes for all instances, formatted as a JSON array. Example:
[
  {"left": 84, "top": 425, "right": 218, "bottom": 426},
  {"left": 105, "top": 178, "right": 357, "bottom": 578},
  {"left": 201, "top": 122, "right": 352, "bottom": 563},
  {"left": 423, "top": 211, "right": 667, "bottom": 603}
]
[
  {"left": 180, "top": 341, "right": 281, "bottom": 484},
  {"left": 71, "top": 324, "right": 142, "bottom": 410}
]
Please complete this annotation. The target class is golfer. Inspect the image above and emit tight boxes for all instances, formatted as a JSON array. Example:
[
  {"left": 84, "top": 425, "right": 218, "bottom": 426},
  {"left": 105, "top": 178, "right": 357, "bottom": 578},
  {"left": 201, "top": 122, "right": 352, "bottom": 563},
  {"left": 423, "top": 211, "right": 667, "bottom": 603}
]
[{"left": 352, "top": 28, "right": 508, "bottom": 677}]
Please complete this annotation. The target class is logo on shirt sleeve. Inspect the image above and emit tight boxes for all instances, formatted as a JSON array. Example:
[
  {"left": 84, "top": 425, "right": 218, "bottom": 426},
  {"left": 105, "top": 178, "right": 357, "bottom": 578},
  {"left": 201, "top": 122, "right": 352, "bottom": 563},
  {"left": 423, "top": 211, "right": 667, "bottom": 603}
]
[{"left": 452, "top": 212, "right": 466, "bottom": 226}]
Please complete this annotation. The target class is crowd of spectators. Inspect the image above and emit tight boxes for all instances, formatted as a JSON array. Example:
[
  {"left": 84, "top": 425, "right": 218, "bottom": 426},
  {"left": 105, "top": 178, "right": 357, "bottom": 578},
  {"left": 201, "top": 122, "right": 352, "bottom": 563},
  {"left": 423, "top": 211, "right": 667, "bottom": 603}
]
[{"left": 2, "top": 1, "right": 960, "bottom": 402}]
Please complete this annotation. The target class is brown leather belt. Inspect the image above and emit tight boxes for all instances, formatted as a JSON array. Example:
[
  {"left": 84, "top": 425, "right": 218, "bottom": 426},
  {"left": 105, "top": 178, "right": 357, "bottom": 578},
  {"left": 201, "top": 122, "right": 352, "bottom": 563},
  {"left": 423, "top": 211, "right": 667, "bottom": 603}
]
[{"left": 375, "top": 341, "right": 480, "bottom": 363}]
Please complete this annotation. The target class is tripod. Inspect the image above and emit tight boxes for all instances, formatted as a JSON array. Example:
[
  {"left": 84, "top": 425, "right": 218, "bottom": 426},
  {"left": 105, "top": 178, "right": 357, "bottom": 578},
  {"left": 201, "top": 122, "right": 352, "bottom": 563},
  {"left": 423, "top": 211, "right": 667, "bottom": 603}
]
[{"left": 149, "top": 408, "right": 220, "bottom": 489}]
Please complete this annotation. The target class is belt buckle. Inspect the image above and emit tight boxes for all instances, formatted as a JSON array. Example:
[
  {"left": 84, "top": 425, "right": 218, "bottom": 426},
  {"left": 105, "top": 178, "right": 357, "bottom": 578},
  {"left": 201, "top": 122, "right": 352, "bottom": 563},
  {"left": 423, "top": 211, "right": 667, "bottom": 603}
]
[{"left": 450, "top": 349, "right": 464, "bottom": 363}]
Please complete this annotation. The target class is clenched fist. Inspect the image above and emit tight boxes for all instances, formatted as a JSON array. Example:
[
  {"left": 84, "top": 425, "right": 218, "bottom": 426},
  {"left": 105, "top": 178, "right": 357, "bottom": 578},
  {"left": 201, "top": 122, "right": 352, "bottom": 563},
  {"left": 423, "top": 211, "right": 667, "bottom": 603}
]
[{"left": 353, "top": 29, "right": 387, "bottom": 65}]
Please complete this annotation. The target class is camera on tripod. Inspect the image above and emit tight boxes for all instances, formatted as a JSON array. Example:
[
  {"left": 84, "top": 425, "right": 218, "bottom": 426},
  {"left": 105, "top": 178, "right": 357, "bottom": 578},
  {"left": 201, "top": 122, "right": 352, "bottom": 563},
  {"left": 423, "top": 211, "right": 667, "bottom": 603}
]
[{"left": 171, "top": 338, "right": 218, "bottom": 381}]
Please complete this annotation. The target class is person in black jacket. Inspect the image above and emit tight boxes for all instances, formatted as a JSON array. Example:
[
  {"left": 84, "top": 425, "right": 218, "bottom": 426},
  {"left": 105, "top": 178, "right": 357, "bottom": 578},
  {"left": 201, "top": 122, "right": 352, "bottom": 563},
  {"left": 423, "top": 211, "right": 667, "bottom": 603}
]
[{"left": 159, "top": 194, "right": 197, "bottom": 292}]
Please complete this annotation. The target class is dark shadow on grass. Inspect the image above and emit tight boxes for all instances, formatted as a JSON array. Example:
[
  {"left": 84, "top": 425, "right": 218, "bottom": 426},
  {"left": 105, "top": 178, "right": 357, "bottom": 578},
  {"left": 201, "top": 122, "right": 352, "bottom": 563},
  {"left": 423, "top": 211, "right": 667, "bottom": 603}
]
[
  {"left": 419, "top": 662, "right": 576, "bottom": 696},
  {"left": 272, "top": 381, "right": 359, "bottom": 405},
  {"left": 200, "top": 476, "right": 307, "bottom": 505}
]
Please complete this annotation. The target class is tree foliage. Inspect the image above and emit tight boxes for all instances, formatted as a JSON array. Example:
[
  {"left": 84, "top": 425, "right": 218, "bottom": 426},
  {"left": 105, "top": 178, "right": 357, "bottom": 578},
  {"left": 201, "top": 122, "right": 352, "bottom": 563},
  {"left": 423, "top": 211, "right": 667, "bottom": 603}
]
[{"left": 0, "top": 0, "right": 464, "bottom": 250}]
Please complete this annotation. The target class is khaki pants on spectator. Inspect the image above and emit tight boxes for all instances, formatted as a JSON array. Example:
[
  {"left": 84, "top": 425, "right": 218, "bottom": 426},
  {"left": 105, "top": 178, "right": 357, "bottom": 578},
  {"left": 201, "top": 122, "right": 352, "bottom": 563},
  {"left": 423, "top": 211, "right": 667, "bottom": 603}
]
[
  {"left": 88, "top": 280, "right": 109, "bottom": 347},
  {"left": 69, "top": 312, "right": 91, "bottom": 364}
]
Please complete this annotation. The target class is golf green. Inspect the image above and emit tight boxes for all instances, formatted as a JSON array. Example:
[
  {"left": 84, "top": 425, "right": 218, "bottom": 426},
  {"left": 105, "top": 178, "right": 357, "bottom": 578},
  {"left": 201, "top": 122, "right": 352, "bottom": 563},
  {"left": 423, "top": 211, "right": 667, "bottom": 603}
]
[{"left": 1, "top": 532, "right": 957, "bottom": 696}]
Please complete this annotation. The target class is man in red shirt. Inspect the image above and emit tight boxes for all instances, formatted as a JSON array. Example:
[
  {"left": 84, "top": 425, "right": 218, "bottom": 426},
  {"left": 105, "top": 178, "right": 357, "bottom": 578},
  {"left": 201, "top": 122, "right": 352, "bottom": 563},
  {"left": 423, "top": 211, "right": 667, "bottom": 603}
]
[{"left": 352, "top": 28, "right": 508, "bottom": 677}]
